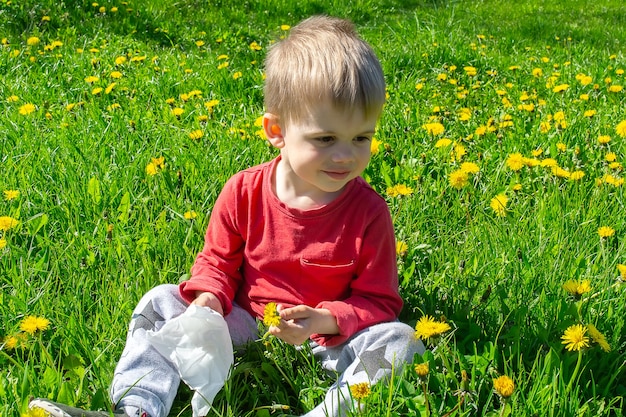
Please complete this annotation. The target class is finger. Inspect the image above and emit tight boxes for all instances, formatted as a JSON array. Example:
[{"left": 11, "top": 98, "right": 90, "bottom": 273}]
[{"left": 279, "top": 305, "right": 310, "bottom": 320}]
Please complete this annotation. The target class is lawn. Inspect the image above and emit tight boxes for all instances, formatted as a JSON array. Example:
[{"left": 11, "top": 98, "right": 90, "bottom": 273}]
[{"left": 1, "top": 0, "right": 625, "bottom": 416}]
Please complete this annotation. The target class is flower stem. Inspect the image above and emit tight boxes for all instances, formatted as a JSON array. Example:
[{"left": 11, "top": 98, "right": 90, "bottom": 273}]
[
  {"left": 421, "top": 382, "right": 431, "bottom": 417},
  {"left": 565, "top": 349, "right": 583, "bottom": 394}
]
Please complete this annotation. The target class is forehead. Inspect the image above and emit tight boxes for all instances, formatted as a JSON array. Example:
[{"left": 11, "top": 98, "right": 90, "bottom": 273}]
[{"left": 286, "top": 101, "right": 381, "bottom": 134}]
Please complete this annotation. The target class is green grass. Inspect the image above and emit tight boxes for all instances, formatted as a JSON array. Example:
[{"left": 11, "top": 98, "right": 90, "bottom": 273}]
[{"left": 1, "top": 0, "right": 625, "bottom": 416}]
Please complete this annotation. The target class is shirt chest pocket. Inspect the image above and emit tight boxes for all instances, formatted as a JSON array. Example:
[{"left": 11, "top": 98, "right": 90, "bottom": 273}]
[{"left": 300, "top": 258, "right": 356, "bottom": 295}]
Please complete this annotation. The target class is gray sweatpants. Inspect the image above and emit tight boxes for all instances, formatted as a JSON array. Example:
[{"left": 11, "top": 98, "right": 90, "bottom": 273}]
[{"left": 110, "top": 284, "right": 424, "bottom": 417}]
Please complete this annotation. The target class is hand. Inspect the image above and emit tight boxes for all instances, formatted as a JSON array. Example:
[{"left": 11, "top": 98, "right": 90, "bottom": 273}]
[
  {"left": 268, "top": 305, "right": 339, "bottom": 345},
  {"left": 191, "top": 291, "right": 224, "bottom": 316}
]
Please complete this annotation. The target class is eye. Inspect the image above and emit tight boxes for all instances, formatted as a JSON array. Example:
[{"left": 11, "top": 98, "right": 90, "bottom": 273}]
[
  {"left": 316, "top": 136, "right": 335, "bottom": 144},
  {"left": 354, "top": 136, "right": 371, "bottom": 143}
]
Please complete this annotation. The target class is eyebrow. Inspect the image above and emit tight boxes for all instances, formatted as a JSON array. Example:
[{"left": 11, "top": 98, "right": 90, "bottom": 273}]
[{"left": 308, "top": 130, "right": 376, "bottom": 137}]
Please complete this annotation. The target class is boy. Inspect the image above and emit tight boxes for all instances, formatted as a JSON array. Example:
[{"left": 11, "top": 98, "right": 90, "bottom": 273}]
[{"left": 29, "top": 15, "right": 424, "bottom": 417}]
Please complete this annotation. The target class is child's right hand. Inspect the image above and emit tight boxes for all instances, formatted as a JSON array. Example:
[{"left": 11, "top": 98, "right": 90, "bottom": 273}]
[{"left": 191, "top": 291, "right": 224, "bottom": 316}]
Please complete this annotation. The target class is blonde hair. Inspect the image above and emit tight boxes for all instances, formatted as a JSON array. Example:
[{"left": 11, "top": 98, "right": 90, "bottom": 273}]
[{"left": 264, "top": 15, "right": 385, "bottom": 124}]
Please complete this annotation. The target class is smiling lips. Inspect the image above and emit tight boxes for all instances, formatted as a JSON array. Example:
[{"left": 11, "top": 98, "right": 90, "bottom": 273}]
[{"left": 323, "top": 170, "right": 351, "bottom": 180}]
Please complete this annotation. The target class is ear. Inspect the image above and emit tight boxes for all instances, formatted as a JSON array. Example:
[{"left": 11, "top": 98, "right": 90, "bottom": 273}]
[{"left": 263, "top": 113, "right": 285, "bottom": 148}]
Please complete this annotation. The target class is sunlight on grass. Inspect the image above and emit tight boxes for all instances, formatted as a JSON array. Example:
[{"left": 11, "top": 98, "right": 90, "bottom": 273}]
[{"left": 1, "top": 0, "right": 625, "bottom": 416}]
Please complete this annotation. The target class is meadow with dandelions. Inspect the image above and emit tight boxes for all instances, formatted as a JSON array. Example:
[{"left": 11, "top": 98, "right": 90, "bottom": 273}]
[{"left": 1, "top": 0, "right": 625, "bottom": 416}]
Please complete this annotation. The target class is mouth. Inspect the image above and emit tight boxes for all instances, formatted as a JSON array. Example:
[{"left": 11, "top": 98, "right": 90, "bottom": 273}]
[{"left": 323, "top": 170, "right": 351, "bottom": 180}]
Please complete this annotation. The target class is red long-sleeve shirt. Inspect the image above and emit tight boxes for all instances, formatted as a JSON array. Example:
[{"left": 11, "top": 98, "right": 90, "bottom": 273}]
[{"left": 179, "top": 157, "right": 402, "bottom": 346}]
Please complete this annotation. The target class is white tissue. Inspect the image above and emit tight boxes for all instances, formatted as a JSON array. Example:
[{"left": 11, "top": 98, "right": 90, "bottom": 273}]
[{"left": 145, "top": 304, "right": 233, "bottom": 417}]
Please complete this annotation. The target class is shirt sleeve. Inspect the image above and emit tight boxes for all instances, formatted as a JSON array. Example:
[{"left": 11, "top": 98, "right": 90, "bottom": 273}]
[
  {"left": 313, "top": 204, "right": 402, "bottom": 346},
  {"left": 179, "top": 176, "right": 245, "bottom": 316}
]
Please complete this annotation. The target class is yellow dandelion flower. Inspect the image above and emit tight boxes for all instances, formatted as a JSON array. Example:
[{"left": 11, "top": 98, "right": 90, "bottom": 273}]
[
  {"left": 608, "top": 85, "right": 623, "bottom": 93},
  {"left": 152, "top": 157, "right": 165, "bottom": 169},
  {"left": 616, "top": 120, "right": 626, "bottom": 138},
  {"left": 280, "top": 24, "right": 291, "bottom": 31},
  {"left": 19, "top": 103, "right": 36, "bottom": 115},
  {"left": 577, "top": 74, "right": 593, "bottom": 85},
  {"left": 26, "top": 36, "right": 40, "bottom": 46},
  {"left": 506, "top": 153, "right": 525, "bottom": 171},
  {"left": 7, "top": 95, "right": 19, "bottom": 103},
  {"left": 84, "top": 75, "right": 99, "bottom": 83},
  {"left": 189, "top": 129, "right": 204, "bottom": 140},
  {"left": 414, "top": 362, "right": 429, "bottom": 378},
  {"left": 493, "top": 375, "right": 515, "bottom": 398},
  {"left": 435, "top": 138, "right": 452, "bottom": 148},
  {"left": 110, "top": 71, "right": 123, "bottom": 79},
  {"left": 586, "top": 324, "right": 611, "bottom": 352},
  {"left": 184, "top": 211, "right": 198, "bottom": 220},
  {"left": 539, "top": 121, "right": 551, "bottom": 133},
  {"left": 205, "top": 99, "right": 219, "bottom": 109},
  {"left": 4, "top": 190, "right": 20, "bottom": 200},
  {"left": 553, "top": 84, "right": 569, "bottom": 93},
  {"left": 115, "top": 56, "right": 127, "bottom": 65},
  {"left": 387, "top": 184, "right": 413, "bottom": 197},
  {"left": 598, "top": 226, "right": 615, "bottom": 238},
  {"left": 146, "top": 162, "right": 158, "bottom": 176},
  {"left": 422, "top": 122, "right": 445, "bottom": 136},
  {"left": 0, "top": 216, "right": 20, "bottom": 231},
  {"left": 263, "top": 302, "right": 281, "bottom": 327},
  {"left": 370, "top": 138, "right": 381, "bottom": 155},
  {"left": 3, "top": 335, "right": 19, "bottom": 350},
  {"left": 92, "top": 87, "right": 103, "bottom": 95},
  {"left": 552, "top": 166, "right": 571, "bottom": 178},
  {"left": 561, "top": 324, "right": 590, "bottom": 352},
  {"left": 490, "top": 194, "right": 508, "bottom": 217},
  {"left": 598, "top": 135, "right": 611, "bottom": 144},
  {"left": 172, "top": 108, "right": 184, "bottom": 117},
  {"left": 350, "top": 382, "right": 371, "bottom": 401},
  {"left": 0, "top": 238, "right": 7, "bottom": 250},
  {"left": 562, "top": 279, "right": 592, "bottom": 297},
  {"left": 460, "top": 162, "right": 480, "bottom": 174},
  {"left": 463, "top": 66, "right": 477, "bottom": 76},
  {"left": 233, "top": 71, "right": 242, "bottom": 80},
  {"left": 396, "top": 241, "right": 408, "bottom": 256},
  {"left": 19, "top": 316, "right": 50, "bottom": 335},
  {"left": 617, "top": 264, "right": 626, "bottom": 279},
  {"left": 540, "top": 158, "right": 558, "bottom": 168},
  {"left": 556, "top": 142, "right": 567, "bottom": 152},
  {"left": 195, "top": 40, "right": 205, "bottom": 47},
  {"left": 452, "top": 142, "right": 466, "bottom": 161},
  {"left": 584, "top": 110, "right": 597, "bottom": 118},
  {"left": 570, "top": 170, "right": 585, "bottom": 181},
  {"left": 475, "top": 125, "right": 487, "bottom": 136},
  {"left": 414, "top": 315, "right": 451, "bottom": 341},
  {"left": 449, "top": 169, "right": 469, "bottom": 189}
]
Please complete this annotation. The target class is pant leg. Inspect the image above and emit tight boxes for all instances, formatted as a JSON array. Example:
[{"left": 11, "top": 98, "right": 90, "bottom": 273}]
[
  {"left": 110, "top": 284, "right": 258, "bottom": 417},
  {"left": 110, "top": 284, "right": 187, "bottom": 417},
  {"left": 304, "top": 321, "right": 424, "bottom": 417}
]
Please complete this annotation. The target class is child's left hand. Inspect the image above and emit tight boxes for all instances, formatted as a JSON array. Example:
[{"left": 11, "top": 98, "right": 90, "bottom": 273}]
[{"left": 268, "top": 305, "right": 339, "bottom": 345}]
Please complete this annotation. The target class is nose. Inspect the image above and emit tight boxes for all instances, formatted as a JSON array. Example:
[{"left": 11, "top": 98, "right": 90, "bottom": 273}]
[{"left": 331, "top": 143, "right": 354, "bottom": 163}]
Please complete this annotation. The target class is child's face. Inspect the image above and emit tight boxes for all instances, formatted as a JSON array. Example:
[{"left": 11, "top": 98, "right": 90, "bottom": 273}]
[{"left": 268, "top": 100, "right": 379, "bottom": 205}]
